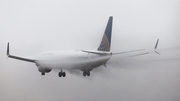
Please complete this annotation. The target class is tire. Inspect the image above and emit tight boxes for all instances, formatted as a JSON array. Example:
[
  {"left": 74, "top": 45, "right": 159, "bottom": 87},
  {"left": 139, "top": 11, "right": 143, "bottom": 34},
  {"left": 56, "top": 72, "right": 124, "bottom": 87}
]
[
  {"left": 83, "top": 71, "right": 86, "bottom": 76},
  {"left": 62, "top": 72, "right": 66, "bottom": 77},
  {"left": 58, "top": 72, "right": 62, "bottom": 77},
  {"left": 87, "top": 71, "right": 90, "bottom": 76}
]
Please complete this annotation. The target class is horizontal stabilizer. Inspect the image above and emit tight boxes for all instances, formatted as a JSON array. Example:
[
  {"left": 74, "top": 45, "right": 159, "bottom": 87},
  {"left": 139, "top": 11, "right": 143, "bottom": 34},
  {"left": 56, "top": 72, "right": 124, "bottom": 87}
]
[{"left": 82, "top": 50, "right": 111, "bottom": 55}]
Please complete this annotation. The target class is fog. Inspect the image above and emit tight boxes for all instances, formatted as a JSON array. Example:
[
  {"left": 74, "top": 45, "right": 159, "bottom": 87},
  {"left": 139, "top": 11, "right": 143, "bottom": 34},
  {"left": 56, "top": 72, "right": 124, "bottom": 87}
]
[{"left": 0, "top": 0, "right": 180, "bottom": 101}]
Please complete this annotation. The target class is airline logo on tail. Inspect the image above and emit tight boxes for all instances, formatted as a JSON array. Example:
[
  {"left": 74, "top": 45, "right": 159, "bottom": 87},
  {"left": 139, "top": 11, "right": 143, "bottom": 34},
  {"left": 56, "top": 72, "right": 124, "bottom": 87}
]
[
  {"left": 98, "top": 16, "right": 113, "bottom": 52},
  {"left": 98, "top": 34, "right": 110, "bottom": 51}
]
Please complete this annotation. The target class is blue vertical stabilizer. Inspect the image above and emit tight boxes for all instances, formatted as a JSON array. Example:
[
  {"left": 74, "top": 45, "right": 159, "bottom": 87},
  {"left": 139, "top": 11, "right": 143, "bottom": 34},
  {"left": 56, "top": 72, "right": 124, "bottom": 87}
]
[{"left": 98, "top": 16, "right": 113, "bottom": 52}]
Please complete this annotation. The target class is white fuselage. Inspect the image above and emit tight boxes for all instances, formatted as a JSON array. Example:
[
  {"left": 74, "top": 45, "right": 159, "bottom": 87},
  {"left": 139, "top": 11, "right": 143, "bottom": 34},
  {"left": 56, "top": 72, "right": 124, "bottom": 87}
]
[{"left": 35, "top": 50, "right": 111, "bottom": 71}]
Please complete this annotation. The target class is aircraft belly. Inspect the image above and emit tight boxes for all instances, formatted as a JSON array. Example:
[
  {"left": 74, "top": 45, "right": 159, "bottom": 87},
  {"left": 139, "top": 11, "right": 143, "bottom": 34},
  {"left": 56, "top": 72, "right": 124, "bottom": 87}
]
[
  {"left": 36, "top": 54, "right": 111, "bottom": 70},
  {"left": 53, "top": 60, "right": 107, "bottom": 70},
  {"left": 60, "top": 57, "right": 110, "bottom": 70}
]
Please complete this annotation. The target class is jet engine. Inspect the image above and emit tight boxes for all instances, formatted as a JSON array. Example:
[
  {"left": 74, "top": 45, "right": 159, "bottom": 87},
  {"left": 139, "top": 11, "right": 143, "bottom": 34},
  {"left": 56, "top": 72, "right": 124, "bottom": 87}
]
[{"left": 38, "top": 67, "right": 52, "bottom": 75}]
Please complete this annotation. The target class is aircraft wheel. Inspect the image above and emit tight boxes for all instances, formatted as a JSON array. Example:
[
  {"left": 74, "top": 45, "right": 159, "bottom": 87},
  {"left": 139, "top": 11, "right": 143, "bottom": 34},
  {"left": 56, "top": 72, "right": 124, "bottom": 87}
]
[
  {"left": 87, "top": 71, "right": 90, "bottom": 76},
  {"left": 58, "top": 72, "right": 62, "bottom": 77},
  {"left": 83, "top": 71, "right": 86, "bottom": 76},
  {"left": 62, "top": 72, "right": 66, "bottom": 77}
]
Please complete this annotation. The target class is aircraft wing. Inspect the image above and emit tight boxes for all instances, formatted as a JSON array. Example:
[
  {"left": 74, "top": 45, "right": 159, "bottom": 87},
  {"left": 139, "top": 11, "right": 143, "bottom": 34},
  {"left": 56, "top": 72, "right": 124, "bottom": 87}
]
[
  {"left": 112, "top": 49, "right": 145, "bottom": 55},
  {"left": 82, "top": 39, "right": 159, "bottom": 56},
  {"left": 82, "top": 49, "right": 145, "bottom": 55},
  {"left": 7, "top": 43, "right": 35, "bottom": 63},
  {"left": 112, "top": 39, "right": 160, "bottom": 56}
]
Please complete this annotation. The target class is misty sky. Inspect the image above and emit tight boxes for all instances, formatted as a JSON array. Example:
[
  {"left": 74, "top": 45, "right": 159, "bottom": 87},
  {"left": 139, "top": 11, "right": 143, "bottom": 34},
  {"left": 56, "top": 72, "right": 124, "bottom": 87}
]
[{"left": 0, "top": 0, "right": 180, "bottom": 101}]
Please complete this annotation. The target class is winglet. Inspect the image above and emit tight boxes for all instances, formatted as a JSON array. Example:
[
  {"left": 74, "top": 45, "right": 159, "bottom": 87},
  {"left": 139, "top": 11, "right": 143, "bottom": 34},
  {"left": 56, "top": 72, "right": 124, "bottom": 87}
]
[
  {"left": 154, "top": 39, "right": 160, "bottom": 55},
  {"left": 6, "top": 42, "right": 35, "bottom": 62},
  {"left": 154, "top": 39, "right": 159, "bottom": 49},
  {"left": 7, "top": 42, "right": 10, "bottom": 56}
]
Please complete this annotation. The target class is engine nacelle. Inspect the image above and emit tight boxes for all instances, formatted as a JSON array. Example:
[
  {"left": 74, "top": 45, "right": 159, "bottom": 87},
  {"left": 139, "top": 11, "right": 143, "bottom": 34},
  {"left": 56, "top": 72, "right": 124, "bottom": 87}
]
[{"left": 38, "top": 67, "right": 52, "bottom": 73}]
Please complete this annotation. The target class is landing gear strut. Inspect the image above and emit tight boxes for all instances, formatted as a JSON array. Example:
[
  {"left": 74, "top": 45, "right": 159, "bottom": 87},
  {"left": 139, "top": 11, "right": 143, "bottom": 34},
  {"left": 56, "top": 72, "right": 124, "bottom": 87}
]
[
  {"left": 41, "top": 72, "right": 45, "bottom": 75},
  {"left": 83, "top": 71, "right": 90, "bottom": 76}
]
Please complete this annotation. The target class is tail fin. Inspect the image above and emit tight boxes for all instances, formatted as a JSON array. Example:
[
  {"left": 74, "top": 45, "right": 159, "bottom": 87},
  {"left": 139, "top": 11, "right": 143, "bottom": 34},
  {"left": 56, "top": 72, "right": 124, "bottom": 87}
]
[{"left": 98, "top": 16, "right": 113, "bottom": 52}]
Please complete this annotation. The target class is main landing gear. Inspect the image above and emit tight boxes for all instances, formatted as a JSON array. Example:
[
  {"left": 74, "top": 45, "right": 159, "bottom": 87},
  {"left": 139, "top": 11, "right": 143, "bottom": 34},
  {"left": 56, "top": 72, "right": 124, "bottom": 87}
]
[
  {"left": 58, "top": 70, "right": 66, "bottom": 77},
  {"left": 83, "top": 71, "right": 90, "bottom": 76}
]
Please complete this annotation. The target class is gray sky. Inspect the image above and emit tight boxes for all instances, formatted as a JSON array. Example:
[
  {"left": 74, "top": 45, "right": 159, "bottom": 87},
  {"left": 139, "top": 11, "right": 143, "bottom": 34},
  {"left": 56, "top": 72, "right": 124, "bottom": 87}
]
[{"left": 0, "top": 0, "right": 180, "bottom": 101}]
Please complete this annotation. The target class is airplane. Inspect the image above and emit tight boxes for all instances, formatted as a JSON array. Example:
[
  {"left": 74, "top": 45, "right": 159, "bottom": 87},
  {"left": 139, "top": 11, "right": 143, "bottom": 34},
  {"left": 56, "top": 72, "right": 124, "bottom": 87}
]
[{"left": 6, "top": 16, "right": 159, "bottom": 77}]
